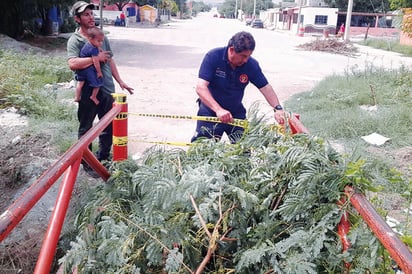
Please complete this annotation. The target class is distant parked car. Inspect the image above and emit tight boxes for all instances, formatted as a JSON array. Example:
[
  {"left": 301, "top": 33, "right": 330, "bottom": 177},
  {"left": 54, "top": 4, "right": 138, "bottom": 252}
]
[
  {"left": 251, "top": 19, "right": 263, "bottom": 28},
  {"left": 93, "top": 12, "right": 108, "bottom": 26},
  {"left": 94, "top": 16, "right": 100, "bottom": 26},
  {"left": 245, "top": 18, "right": 252, "bottom": 26}
]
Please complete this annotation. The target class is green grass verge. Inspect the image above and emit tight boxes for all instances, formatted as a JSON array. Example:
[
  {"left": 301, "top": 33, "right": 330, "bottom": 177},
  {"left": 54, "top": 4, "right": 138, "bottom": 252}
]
[
  {"left": 359, "top": 38, "right": 412, "bottom": 57},
  {"left": 286, "top": 65, "right": 411, "bottom": 148},
  {"left": 285, "top": 65, "right": 412, "bottom": 191},
  {"left": 0, "top": 48, "right": 78, "bottom": 152}
]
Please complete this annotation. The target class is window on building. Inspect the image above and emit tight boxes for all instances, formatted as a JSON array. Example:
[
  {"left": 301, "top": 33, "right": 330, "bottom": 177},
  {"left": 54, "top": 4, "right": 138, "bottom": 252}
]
[{"left": 314, "top": 15, "right": 327, "bottom": 25}]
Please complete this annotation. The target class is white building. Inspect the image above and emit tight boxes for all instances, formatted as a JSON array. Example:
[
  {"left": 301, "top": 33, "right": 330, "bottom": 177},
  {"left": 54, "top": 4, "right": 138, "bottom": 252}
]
[{"left": 262, "top": 1, "right": 338, "bottom": 35}]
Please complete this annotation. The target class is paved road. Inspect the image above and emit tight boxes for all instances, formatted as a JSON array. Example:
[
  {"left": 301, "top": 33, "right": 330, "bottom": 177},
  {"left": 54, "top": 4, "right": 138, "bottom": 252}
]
[{"left": 103, "top": 13, "right": 412, "bottom": 157}]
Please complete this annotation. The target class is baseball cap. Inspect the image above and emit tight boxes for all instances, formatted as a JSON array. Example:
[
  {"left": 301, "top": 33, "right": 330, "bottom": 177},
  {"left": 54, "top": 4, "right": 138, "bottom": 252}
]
[{"left": 72, "top": 1, "right": 95, "bottom": 15}]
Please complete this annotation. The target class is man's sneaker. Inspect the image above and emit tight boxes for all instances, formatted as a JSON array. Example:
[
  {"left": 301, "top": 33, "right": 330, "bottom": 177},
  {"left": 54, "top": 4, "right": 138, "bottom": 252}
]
[
  {"left": 100, "top": 159, "right": 112, "bottom": 170},
  {"left": 82, "top": 164, "right": 100, "bottom": 178}
]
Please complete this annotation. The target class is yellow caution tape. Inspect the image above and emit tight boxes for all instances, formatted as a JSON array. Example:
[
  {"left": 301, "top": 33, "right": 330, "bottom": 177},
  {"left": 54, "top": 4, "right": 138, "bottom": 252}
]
[
  {"left": 128, "top": 112, "right": 248, "bottom": 129},
  {"left": 113, "top": 136, "right": 128, "bottom": 146},
  {"left": 130, "top": 139, "right": 192, "bottom": 147},
  {"left": 270, "top": 124, "right": 286, "bottom": 135},
  {"left": 115, "top": 112, "right": 128, "bottom": 120}
]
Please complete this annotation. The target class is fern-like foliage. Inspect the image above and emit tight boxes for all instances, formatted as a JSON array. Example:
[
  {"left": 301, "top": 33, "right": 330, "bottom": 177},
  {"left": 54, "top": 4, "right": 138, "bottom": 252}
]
[{"left": 59, "top": 107, "right": 400, "bottom": 273}]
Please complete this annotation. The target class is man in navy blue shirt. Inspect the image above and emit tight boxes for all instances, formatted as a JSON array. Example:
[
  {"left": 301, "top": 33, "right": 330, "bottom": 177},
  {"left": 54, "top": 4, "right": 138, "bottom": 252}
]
[{"left": 191, "top": 31, "right": 286, "bottom": 143}]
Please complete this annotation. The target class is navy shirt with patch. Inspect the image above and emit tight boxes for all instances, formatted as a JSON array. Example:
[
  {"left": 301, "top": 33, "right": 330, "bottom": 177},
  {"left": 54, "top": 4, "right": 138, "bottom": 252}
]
[{"left": 198, "top": 46, "right": 268, "bottom": 118}]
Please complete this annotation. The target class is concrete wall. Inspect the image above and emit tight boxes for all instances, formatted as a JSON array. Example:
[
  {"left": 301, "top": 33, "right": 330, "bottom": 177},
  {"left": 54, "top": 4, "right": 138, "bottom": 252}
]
[{"left": 350, "top": 26, "right": 399, "bottom": 38}]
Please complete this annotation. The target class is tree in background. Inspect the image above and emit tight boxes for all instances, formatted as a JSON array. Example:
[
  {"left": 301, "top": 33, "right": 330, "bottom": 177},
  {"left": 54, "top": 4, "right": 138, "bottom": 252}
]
[
  {"left": 0, "top": 0, "right": 72, "bottom": 39},
  {"left": 159, "top": 0, "right": 179, "bottom": 11},
  {"left": 130, "top": 0, "right": 186, "bottom": 17},
  {"left": 219, "top": 0, "right": 236, "bottom": 18},
  {"left": 324, "top": 0, "right": 391, "bottom": 12},
  {"left": 0, "top": 0, "right": 191, "bottom": 39},
  {"left": 390, "top": 0, "right": 412, "bottom": 37},
  {"left": 219, "top": 0, "right": 273, "bottom": 19},
  {"left": 105, "top": 0, "right": 130, "bottom": 10},
  {"left": 191, "top": 1, "right": 211, "bottom": 16},
  {"left": 390, "top": 0, "right": 412, "bottom": 9},
  {"left": 0, "top": 1, "right": 24, "bottom": 39}
]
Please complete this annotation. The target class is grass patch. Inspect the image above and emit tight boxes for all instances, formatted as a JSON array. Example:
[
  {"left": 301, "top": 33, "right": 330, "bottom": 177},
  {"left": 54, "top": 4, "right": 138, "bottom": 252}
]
[
  {"left": 0, "top": 48, "right": 78, "bottom": 152},
  {"left": 285, "top": 65, "right": 412, "bottom": 194},
  {"left": 358, "top": 38, "right": 412, "bottom": 57},
  {"left": 286, "top": 65, "right": 412, "bottom": 148}
]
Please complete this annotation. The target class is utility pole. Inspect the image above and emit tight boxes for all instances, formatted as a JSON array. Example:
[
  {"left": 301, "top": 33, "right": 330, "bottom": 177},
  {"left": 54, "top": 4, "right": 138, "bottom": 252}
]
[
  {"left": 296, "top": 0, "right": 303, "bottom": 35},
  {"left": 253, "top": 0, "right": 256, "bottom": 18},
  {"left": 235, "top": 0, "right": 238, "bottom": 19},
  {"left": 100, "top": 0, "right": 104, "bottom": 30},
  {"left": 240, "top": 0, "right": 243, "bottom": 20},
  {"left": 344, "top": 0, "right": 353, "bottom": 41}
]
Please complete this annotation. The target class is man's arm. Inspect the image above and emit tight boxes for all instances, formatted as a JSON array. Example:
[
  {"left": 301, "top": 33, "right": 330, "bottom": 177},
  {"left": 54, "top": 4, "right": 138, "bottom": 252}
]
[
  {"left": 68, "top": 51, "right": 111, "bottom": 71},
  {"left": 196, "top": 78, "right": 233, "bottom": 123},
  {"left": 109, "top": 58, "right": 134, "bottom": 94},
  {"left": 259, "top": 83, "right": 287, "bottom": 124},
  {"left": 259, "top": 83, "right": 281, "bottom": 108}
]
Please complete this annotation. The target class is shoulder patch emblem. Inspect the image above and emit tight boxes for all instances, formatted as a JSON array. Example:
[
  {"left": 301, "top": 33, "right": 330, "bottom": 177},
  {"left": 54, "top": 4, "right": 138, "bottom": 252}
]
[{"left": 239, "top": 74, "right": 248, "bottom": 84}]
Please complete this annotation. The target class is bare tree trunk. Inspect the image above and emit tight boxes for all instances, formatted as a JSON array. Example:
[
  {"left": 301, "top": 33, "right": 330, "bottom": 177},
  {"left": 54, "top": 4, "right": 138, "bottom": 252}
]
[{"left": 364, "top": 23, "right": 370, "bottom": 40}]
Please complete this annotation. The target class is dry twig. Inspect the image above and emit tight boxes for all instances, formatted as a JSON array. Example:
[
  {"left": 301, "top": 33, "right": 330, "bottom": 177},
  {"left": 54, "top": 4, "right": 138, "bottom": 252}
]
[{"left": 190, "top": 194, "right": 237, "bottom": 274}]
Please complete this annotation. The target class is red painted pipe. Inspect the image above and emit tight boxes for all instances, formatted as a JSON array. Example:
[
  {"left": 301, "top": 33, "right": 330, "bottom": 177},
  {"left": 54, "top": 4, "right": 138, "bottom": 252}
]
[
  {"left": 337, "top": 197, "right": 351, "bottom": 269},
  {"left": 112, "top": 94, "right": 128, "bottom": 161},
  {"left": 83, "top": 148, "right": 110, "bottom": 180},
  {"left": 0, "top": 104, "right": 121, "bottom": 242},
  {"left": 34, "top": 157, "right": 82, "bottom": 274},
  {"left": 345, "top": 185, "right": 412, "bottom": 273},
  {"left": 288, "top": 113, "right": 309, "bottom": 134}
]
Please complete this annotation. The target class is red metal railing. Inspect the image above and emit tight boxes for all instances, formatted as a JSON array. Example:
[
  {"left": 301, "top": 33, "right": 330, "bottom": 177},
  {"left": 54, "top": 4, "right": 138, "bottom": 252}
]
[
  {"left": 345, "top": 186, "right": 412, "bottom": 272},
  {"left": 0, "top": 102, "right": 122, "bottom": 273},
  {"left": 287, "top": 114, "right": 412, "bottom": 273}
]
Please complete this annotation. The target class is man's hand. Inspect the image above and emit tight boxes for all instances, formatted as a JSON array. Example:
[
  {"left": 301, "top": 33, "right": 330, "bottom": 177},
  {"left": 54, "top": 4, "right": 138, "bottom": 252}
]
[
  {"left": 119, "top": 81, "right": 134, "bottom": 95},
  {"left": 274, "top": 110, "right": 289, "bottom": 125},
  {"left": 97, "top": 50, "right": 111, "bottom": 63},
  {"left": 216, "top": 108, "right": 233, "bottom": 124}
]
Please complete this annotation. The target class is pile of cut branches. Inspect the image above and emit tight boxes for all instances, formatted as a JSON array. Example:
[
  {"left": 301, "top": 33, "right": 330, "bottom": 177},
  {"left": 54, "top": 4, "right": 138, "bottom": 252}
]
[
  {"left": 59, "top": 104, "right": 401, "bottom": 273},
  {"left": 297, "top": 38, "right": 358, "bottom": 57}
]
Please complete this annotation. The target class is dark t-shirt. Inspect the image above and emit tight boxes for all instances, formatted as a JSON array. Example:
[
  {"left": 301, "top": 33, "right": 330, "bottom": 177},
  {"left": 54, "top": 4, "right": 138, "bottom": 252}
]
[{"left": 198, "top": 46, "right": 268, "bottom": 117}]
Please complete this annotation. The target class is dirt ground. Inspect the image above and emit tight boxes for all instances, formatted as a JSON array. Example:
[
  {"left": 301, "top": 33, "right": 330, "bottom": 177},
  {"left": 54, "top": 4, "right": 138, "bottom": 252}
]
[{"left": 1, "top": 15, "right": 412, "bottom": 272}]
